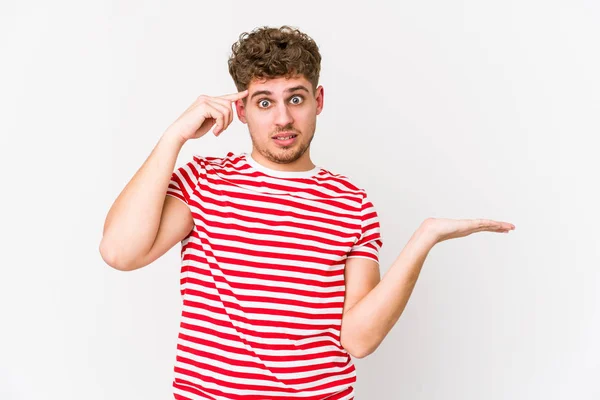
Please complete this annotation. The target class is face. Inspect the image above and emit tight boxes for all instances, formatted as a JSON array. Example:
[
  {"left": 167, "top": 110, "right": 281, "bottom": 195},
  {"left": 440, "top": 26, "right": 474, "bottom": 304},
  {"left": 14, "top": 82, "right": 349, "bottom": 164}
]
[{"left": 235, "top": 74, "right": 324, "bottom": 167}]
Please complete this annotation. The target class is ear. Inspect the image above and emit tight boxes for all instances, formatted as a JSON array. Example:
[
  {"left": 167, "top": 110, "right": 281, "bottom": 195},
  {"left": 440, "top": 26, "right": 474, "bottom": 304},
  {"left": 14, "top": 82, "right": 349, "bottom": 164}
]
[
  {"left": 315, "top": 85, "right": 324, "bottom": 115},
  {"left": 235, "top": 99, "right": 248, "bottom": 124}
]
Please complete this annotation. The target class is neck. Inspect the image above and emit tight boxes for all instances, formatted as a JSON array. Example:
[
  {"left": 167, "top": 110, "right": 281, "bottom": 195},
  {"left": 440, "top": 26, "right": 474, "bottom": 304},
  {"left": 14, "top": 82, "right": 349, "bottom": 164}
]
[{"left": 250, "top": 149, "right": 315, "bottom": 172}]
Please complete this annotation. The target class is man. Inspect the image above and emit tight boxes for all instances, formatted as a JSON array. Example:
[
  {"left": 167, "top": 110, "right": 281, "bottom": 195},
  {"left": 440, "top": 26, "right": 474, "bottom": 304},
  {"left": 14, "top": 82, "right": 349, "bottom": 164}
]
[{"left": 100, "top": 25, "right": 515, "bottom": 400}]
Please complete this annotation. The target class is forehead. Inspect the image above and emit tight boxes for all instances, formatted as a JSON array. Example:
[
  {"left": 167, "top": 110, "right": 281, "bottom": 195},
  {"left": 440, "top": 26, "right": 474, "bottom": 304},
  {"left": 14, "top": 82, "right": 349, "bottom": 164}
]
[{"left": 248, "top": 75, "right": 312, "bottom": 94}]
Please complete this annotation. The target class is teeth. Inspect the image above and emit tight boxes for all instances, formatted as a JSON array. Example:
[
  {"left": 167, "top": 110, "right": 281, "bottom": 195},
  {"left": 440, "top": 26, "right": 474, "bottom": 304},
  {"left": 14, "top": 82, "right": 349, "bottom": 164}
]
[{"left": 276, "top": 135, "right": 294, "bottom": 140}]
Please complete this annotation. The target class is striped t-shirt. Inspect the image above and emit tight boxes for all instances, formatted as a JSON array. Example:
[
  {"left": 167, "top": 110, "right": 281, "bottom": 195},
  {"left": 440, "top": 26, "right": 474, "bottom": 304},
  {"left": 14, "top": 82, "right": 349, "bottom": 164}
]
[{"left": 166, "top": 152, "right": 383, "bottom": 400}]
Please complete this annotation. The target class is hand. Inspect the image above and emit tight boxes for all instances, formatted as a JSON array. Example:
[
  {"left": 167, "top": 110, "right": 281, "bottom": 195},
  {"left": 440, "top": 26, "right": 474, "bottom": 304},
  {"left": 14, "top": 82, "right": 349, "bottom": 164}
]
[
  {"left": 164, "top": 90, "right": 248, "bottom": 144},
  {"left": 421, "top": 217, "right": 516, "bottom": 244}
]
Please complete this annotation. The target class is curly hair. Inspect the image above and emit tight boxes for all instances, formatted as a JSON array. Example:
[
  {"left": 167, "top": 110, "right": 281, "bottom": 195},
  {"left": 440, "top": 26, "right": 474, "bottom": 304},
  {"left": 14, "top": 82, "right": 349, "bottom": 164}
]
[{"left": 228, "top": 25, "right": 322, "bottom": 95}]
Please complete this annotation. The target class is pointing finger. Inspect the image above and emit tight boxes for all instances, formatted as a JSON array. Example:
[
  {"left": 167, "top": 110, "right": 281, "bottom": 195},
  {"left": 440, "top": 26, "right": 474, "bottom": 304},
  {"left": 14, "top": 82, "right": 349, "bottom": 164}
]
[{"left": 219, "top": 90, "right": 249, "bottom": 101}]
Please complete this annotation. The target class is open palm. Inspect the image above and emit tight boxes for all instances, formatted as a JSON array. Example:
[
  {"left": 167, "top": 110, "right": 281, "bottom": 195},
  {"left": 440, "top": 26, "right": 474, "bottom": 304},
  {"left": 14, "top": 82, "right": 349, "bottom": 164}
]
[{"left": 423, "top": 217, "right": 516, "bottom": 244}]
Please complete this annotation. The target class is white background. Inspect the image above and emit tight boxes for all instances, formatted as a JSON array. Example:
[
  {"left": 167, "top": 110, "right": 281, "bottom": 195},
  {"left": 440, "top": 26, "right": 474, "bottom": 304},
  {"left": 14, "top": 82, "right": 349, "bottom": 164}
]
[{"left": 1, "top": 0, "right": 599, "bottom": 399}]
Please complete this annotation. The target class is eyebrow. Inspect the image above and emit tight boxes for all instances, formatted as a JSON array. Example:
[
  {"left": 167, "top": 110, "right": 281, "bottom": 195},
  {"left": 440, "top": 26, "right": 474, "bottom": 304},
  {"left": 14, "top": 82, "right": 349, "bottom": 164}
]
[{"left": 250, "top": 85, "right": 310, "bottom": 100}]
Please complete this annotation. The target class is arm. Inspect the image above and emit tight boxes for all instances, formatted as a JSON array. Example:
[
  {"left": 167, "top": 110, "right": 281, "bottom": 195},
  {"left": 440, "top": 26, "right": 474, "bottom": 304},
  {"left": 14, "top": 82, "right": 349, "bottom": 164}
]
[
  {"left": 99, "top": 90, "right": 249, "bottom": 271},
  {"left": 340, "top": 217, "right": 515, "bottom": 358},
  {"left": 99, "top": 133, "right": 189, "bottom": 270},
  {"left": 340, "top": 225, "right": 434, "bottom": 358}
]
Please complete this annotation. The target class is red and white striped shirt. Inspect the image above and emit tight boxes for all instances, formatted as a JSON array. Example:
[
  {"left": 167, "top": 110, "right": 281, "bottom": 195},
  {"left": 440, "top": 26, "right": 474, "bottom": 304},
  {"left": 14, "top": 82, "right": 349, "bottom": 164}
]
[{"left": 166, "top": 152, "right": 383, "bottom": 400}]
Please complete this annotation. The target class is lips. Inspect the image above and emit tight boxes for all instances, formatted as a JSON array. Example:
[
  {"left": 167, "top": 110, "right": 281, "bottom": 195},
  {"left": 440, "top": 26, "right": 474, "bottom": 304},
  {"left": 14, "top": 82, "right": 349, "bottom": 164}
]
[
  {"left": 272, "top": 132, "right": 298, "bottom": 146},
  {"left": 272, "top": 132, "right": 298, "bottom": 140}
]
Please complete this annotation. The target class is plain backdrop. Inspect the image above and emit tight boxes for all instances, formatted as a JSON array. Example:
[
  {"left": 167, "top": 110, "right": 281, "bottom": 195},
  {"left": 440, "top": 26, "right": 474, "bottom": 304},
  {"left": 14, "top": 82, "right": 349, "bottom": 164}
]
[{"left": 1, "top": 0, "right": 599, "bottom": 399}]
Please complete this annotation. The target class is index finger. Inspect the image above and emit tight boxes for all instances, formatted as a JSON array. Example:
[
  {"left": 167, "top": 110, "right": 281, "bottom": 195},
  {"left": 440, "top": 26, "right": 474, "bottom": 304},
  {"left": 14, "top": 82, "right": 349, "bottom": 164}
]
[{"left": 219, "top": 90, "right": 249, "bottom": 101}]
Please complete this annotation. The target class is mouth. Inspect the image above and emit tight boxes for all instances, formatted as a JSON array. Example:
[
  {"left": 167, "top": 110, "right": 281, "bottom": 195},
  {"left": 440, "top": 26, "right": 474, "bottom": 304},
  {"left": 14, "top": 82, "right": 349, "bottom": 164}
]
[{"left": 272, "top": 132, "right": 298, "bottom": 146}]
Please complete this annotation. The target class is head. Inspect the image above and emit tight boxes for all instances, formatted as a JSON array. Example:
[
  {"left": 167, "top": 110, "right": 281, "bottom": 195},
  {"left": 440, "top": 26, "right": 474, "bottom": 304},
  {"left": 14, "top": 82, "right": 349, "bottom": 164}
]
[{"left": 228, "top": 26, "right": 324, "bottom": 168}]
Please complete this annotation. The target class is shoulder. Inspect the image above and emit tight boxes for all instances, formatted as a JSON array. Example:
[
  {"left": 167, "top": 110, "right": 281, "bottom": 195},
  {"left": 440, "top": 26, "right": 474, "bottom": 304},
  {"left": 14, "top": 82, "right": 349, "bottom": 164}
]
[
  {"left": 316, "top": 166, "right": 368, "bottom": 197},
  {"left": 188, "top": 151, "right": 245, "bottom": 170}
]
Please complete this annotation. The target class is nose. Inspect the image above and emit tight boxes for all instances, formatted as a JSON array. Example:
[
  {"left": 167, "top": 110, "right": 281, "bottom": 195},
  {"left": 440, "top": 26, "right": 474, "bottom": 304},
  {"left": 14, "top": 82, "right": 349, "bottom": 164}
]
[{"left": 273, "top": 102, "right": 294, "bottom": 127}]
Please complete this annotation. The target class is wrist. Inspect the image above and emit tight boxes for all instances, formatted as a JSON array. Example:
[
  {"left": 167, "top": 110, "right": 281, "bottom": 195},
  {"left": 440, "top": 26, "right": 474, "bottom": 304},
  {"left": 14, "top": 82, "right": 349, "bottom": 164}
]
[
  {"left": 161, "top": 130, "right": 187, "bottom": 148},
  {"left": 415, "top": 220, "right": 440, "bottom": 249}
]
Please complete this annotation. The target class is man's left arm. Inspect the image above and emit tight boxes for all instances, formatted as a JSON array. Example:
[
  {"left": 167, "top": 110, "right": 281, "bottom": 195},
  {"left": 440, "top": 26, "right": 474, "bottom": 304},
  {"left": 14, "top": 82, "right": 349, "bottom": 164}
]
[
  {"left": 340, "top": 217, "right": 515, "bottom": 359},
  {"left": 340, "top": 224, "right": 436, "bottom": 359}
]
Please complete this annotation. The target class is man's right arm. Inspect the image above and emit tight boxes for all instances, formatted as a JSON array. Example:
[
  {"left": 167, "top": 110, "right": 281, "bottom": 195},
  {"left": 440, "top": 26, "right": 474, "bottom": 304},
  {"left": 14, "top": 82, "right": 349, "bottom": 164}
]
[
  {"left": 99, "top": 133, "right": 192, "bottom": 271},
  {"left": 99, "top": 90, "right": 248, "bottom": 271}
]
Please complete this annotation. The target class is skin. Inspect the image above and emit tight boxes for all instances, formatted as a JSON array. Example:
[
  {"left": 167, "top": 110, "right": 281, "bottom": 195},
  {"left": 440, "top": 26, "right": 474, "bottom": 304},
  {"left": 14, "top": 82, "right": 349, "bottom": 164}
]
[
  {"left": 219, "top": 75, "right": 516, "bottom": 358},
  {"left": 340, "top": 218, "right": 515, "bottom": 358},
  {"left": 101, "top": 71, "right": 516, "bottom": 361},
  {"left": 233, "top": 74, "right": 324, "bottom": 172}
]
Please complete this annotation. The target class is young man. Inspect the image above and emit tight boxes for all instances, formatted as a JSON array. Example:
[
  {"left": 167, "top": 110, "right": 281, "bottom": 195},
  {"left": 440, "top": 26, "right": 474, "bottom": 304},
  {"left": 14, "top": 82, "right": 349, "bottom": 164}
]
[{"left": 100, "top": 26, "right": 515, "bottom": 400}]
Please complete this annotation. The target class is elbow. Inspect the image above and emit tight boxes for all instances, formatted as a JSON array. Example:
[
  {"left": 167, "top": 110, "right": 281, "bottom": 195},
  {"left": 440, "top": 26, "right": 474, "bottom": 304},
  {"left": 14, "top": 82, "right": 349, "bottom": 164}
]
[
  {"left": 346, "top": 346, "right": 374, "bottom": 360},
  {"left": 99, "top": 239, "right": 134, "bottom": 271},
  {"left": 341, "top": 337, "right": 377, "bottom": 360},
  {"left": 348, "top": 350, "right": 369, "bottom": 360}
]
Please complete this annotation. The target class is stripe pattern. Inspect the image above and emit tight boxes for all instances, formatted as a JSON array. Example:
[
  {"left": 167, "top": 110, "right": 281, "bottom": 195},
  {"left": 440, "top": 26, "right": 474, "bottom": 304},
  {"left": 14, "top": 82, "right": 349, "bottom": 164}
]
[{"left": 166, "top": 152, "right": 383, "bottom": 399}]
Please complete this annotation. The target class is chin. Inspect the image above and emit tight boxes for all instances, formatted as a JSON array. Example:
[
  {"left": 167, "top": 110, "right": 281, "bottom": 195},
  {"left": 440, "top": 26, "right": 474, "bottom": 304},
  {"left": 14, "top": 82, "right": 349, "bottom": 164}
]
[{"left": 264, "top": 147, "right": 306, "bottom": 164}]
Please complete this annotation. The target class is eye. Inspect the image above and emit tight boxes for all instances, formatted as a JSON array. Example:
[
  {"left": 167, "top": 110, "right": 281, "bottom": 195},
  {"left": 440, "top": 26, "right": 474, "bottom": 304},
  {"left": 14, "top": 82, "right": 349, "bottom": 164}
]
[
  {"left": 258, "top": 99, "right": 271, "bottom": 108},
  {"left": 290, "top": 95, "right": 304, "bottom": 105}
]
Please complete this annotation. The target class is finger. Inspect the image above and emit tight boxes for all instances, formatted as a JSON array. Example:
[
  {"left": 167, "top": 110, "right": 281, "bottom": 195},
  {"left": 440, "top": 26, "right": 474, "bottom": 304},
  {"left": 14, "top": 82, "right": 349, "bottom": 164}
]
[
  {"left": 477, "top": 219, "right": 515, "bottom": 232},
  {"left": 208, "top": 98, "right": 234, "bottom": 127},
  {"left": 487, "top": 220, "right": 515, "bottom": 230},
  {"left": 203, "top": 103, "right": 226, "bottom": 135},
  {"left": 218, "top": 89, "right": 249, "bottom": 102},
  {"left": 474, "top": 219, "right": 496, "bottom": 229},
  {"left": 208, "top": 102, "right": 231, "bottom": 135},
  {"left": 466, "top": 219, "right": 495, "bottom": 233},
  {"left": 209, "top": 95, "right": 237, "bottom": 108}
]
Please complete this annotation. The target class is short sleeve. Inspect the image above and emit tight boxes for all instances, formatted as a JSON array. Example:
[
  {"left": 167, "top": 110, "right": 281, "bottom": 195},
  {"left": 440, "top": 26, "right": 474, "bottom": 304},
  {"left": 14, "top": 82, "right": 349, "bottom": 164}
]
[
  {"left": 166, "top": 156, "right": 204, "bottom": 205},
  {"left": 347, "top": 191, "right": 383, "bottom": 264}
]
